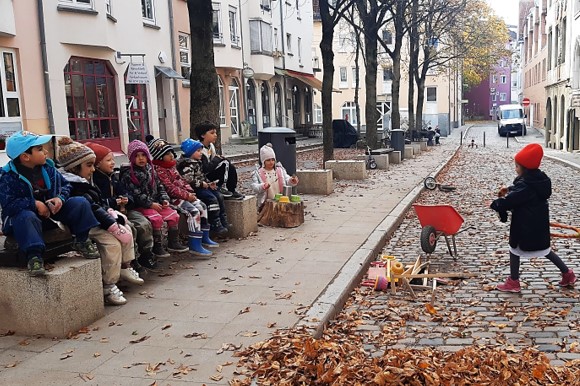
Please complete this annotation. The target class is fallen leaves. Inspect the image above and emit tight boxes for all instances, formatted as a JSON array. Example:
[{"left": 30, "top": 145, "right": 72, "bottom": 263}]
[{"left": 129, "top": 336, "right": 151, "bottom": 344}]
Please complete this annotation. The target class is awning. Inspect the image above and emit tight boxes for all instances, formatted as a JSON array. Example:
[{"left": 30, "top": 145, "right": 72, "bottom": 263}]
[
  {"left": 154, "top": 66, "right": 185, "bottom": 80},
  {"left": 275, "top": 68, "right": 340, "bottom": 92}
]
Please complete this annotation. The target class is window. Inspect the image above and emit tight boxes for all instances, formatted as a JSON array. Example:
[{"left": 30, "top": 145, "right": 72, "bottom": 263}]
[
  {"left": 63, "top": 57, "right": 119, "bottom": 141},
  {"left": 492, "top": 75, "right": 496, "bottom": 83},
  {"left": 341, "top": 102, "right": 357, "bottom": 124},
  {"left": 260, "top": 0, "right": 271, "bottom": 12},
  {"left": 499, "top": 93, "right": 507, "bottom": 101},
  {"left": 125, "top": 82, "right": 149, "bottom": 142},
  {"left": 382, "top": 30, "right": 393, "bottom": 45},
  {"left": 274, "top": 82, "right": 282, "bottom": 126},
  {"left": 141, "top": 0, "right": 155, "bottom": 22},
  {"left": 500, "top": 75, "right": 507, "bottom": 84},
  {"left": 339, "top": 67, "right": 347, "bottom": 88},
  {"left": 212, "top": 4, "right": 223, "bottom": 43},
  {"left": 249, "top": 20, "right": 273, "bottom": 54},
  {"left": 351, "top": 67, "right": 357, "bottom": 88},
  {"left": 261, "top": 82, "right": 270, "bottom": 127},
  {"left": 229, "top": 6, "right": 240, "bottom": 47},
  {"left": 179, "top": 33, "right": 191, "bottom": 84},
  {"left": 499, "top": 59, "right": 505, "bottom": 67},
  {"left": 297, "top": 37, "right": 302, "bottom": 64},
  {"left": 273, "top": 28, "right": 278, "bottom": 51},
  {"left": 426, "top": 87, "right": 437, "bottom": 102},
  {"left": 0, "top": 49, "right": 22, "bottom": 129},
  {"left": 286, "top": 33, "right": 292, "bottom": 54},
  {"left": 296, "top": 0, "right": 301, "bottom": 18},
  {"left": 314, "top": 103, "right": 322, "bottom": 124},
  {"left": 383, "top": 68, "right": 393, "bottom": 81},
  {"left": 491, "top": 94, "right": 496, "bottom": 101},
  {"left": 218, "top": 76, "right": 226, "bottom": 126},
  {"left": 59, "top": 0, "right": 92, "bottom": 8},
  {"left": 105, "top": 0, "right": 111, "bottom": 14}
]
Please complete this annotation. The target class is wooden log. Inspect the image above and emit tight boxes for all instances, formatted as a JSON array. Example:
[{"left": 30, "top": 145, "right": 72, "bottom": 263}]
[{"left": 258, "top": 200, "right": 305, "bottom": 228}]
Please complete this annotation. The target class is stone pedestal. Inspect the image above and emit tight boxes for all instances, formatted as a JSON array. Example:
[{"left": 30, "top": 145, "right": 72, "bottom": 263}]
[
  {"left": 324, "top": 160, "right": 366, "bottom": 180},
  {"left": 296, "top": 169, "right": 334, "bottom": 195},
  {"left": 224, "top": 195, "right": 258, "bottom": 238},
  {"left": 404, "top": 146, "right": 414, "bottom": 159},
  {"left": 388, "top": 151, "right": 402, "bottom": 164}
]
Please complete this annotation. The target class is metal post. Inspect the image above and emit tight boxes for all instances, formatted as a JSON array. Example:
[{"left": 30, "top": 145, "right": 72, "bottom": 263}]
[
  {"left": 460, "top": 131, "right": 463, "bottom": 146},
  {"left": 506, "top": 133, "right": 509, "bottom": 148},
  {"left": 483, "top": 131, "right": 486, "bottom": 147}
]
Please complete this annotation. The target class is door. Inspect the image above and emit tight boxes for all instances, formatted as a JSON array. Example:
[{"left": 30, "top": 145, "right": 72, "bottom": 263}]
[{"left": 229, "top": 80, "right": 240, "bottom": 136}]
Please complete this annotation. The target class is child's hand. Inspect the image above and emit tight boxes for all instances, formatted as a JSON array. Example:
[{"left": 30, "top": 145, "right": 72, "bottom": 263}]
[
  {"left": 150, "top": 202, "right": 163, "bottom": 211},
  {"left": 209, "top": 181, "right": 217, "bottom": 190},
  {"left": 116, "top": 196, "right": 129, "bottom": 206},
  {"left": 497, "top": 186, "right": 508, "bottom": 198},
  {"left": 202, "top": 181, "right": 209, "bottom": 189},
  {"left": 161, "top": 200, "right": 169, "bottom": 208},
  {"left": 36, "top": 200, "right": 50, "bottom": 218},
  {"left": 290, "top": 176, "right": 299, "bottom": 185},
  {"left": 188, "top": 193, "right": 196, "bottom": 202},
  {"left": 262, "top": 182, "right": 270, "bottom": 190},
  {"left": 45, "top": 197, "right": 63, "bottom": 214}
]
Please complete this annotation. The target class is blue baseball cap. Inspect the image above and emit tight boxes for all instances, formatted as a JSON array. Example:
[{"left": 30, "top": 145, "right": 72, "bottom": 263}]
[{"left": 6, "top": 131, "right": 53, "bottom": 160}]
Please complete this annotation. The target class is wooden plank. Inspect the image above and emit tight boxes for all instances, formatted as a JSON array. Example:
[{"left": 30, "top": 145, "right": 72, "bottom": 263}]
[{"left": 395, "top": 272, "right": 477, "bottom": 279}]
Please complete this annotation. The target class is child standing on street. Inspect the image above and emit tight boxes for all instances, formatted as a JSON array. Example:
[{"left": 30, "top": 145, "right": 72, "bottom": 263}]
[
  {"left": 194, "top": 121, "right": 244, "bottom": 200},
  {"left": 147, "top": 135, "right": 217, "bottom": 256},
  {"left": 251, "top": 143, "right": 299, "bottom": 211},
  {"left": 56, "top": 137, "right": 143, "bottom": 305},
  {"left": 490, "top": 143, "right": 576, "bottom": 293},
  {"left": 177, "top": 139, "right": 229, "bottom": 236},
  {"left": 0, "top": 131, "right": 100, "bottom": 276},
  {"left": 120, "top": 140, "right": 188, "bottom": 256},
  {"left": 86, "top": 142, "right": 158, "bottom": 270}
]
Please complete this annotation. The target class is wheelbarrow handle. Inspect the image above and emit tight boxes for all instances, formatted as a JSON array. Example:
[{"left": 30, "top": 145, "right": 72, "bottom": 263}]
[{"left": 454, "top": 225, "right": 476, "bottom": 235}]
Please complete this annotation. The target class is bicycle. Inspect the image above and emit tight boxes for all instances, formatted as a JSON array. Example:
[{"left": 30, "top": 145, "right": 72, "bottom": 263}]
[{"left": 365, "top": 146, "right": 378, "bottom": 170}]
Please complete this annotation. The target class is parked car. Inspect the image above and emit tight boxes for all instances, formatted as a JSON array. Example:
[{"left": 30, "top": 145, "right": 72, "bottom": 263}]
[
  {"left": 332, "top": 119, "right": 359, "bottom": 148},
  {"left": 497, "top": 104, "right": 526, "bottom": 136}
]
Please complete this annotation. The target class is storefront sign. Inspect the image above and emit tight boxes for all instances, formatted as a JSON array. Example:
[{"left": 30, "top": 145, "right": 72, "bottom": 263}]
[{"left": 126, "top": 63, "right": 149, "bottom": 84}]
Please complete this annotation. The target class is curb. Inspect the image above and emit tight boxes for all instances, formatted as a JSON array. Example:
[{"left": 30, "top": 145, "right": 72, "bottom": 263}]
[
  {"left": 543, "top": 154, "right": 580, "bottom": 171},
  {"left": 298, "top": 138, "right": 465, "bottom": 338},
  {"left": 227, "top": 142, "right": 323, "bottom": 164}
]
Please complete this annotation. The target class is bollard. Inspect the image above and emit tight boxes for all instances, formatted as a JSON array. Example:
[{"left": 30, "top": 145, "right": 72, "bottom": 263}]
[
  {"left": 483, "top": 132, "right": 486, "bottom": 147},
  {"left": 506, "top": 133, "right": 509, "bottom": 148},
  {"left": 460, "top": 131, "right": 463, "bottom": 146}
]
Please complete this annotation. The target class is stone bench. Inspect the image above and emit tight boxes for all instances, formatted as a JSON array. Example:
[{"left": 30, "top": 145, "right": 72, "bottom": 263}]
[
  {"left": 369, "top": 148, "right": 394, "bottom": 155},
  {"left": 0, "top": 228, "right": 74, "bottom": 267},
  {"left": 403, "top": 146, "right": 415, "bottom": 159},
  {"left": 411, "top": 143, "right": 422, "bottom": 154},
  {"left": 223, "top": 195, "right": 258, "bottom": 238},
  {"left": 296, "top": 169, "right": 334, "bottom": 195},
  {"left": 388, "top": 151, "right": 401, "bottom": 164},
  {"left": 324, "top": 160, "right": 366, "bottom": 180},
  {"left": 0, "top": 257, "right": 104, "bottom": 337}
]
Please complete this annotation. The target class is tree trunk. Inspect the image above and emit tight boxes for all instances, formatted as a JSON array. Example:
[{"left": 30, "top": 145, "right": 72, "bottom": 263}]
[
  {"left": 320, "top": 0, "right": 335, "bottom": 163},
  {"left": 258, "top": 200, "right": 305, "bottom": 228},
  {"left": 188, "top": 0, "right": 221, "bottom": 153}
]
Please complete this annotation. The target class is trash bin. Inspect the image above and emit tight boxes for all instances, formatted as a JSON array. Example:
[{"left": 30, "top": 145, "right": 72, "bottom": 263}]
[
  {"left": 258, "top": 127, "right": 297, "bottom": 175},
  {"left": 390, "top": 129, "right": 406, "bottom": 160}
]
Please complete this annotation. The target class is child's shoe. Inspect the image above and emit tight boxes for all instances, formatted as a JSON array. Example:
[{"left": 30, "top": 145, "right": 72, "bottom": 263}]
[
  {"left": 103, "top": 284, "right": 126, "bottom": 305},
  {"left": 138, "top": 250, "right": 158, "bottom": 269},
  {"left": 202, "top": 228, "right": 219, "bottom": 248},
  {"left": 230, "top": 191, "right": 244, "bottom": 200},
  {"left": 27, "top": 256, "right": 46, "bottom": 276},
  {"left": 73, "top": 239, "right": 100, "bottom": 259},
  {"left": 559, "top": 269, "right": 577, "bottom": 287},
  {"left": 188, "top": 234, "right": 213, "bottom": 257},
  {"left": 120, "top": 267, "right": 144, "bottom": 285},
  {"left": 167, "top": 227, "right": 188, "bottom": 253},
  {"left": 107, "top": 223, "right": 133, "bottom": 244},
  {"left": 218, "top": 186, "right": 233, "bottom": 198},
  {"left": 496, "top": 277, "right": 521, "bottom": 293},
  {"left": 152, "top": 230, "right": 170, "bottom": 258}
]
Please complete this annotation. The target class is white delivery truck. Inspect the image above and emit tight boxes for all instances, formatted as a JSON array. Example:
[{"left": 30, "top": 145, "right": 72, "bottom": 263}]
[{"left": 497, "top": 104, "right": 526, "bottom": 137}]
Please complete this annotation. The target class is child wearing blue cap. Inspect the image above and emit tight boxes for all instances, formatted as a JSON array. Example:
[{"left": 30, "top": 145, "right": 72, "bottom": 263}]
[
  {"left": 0, "top": 131, "right": 100, "bottom": 276},
  {"left": 177, "top": 138, "right": 229, "bottom": 237}
]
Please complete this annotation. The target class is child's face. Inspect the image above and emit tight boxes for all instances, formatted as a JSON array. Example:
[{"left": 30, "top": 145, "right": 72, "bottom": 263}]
[
  {"left": 201, "top": 129, "right": 217, "bottom": 145},
  {"left": 515, "top": 162, "right": 524, "bottom": 176},
  {"left": 78, "top": 159, "right": 96, "bottom": 180},
  {"left": 264, "top": 158, "right": 275, "bottom": 170},
  {"left": 192, "top": 148, "right": 203, "bottom": 160},
  {"left": 133, "top": 151, "right": 149, "bottom": 167},
  {"left": 22, "top": 145, "right": 48, "bottom": 166},
  {"left": 162, "top": 152, "right": 174, "bottom": 162},
  {"left": 97, "top": 152, "right": 115, "bottom": 174}
]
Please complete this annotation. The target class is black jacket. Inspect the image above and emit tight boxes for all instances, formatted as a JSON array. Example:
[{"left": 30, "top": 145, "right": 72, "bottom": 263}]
[
  {"left": 92, "top": 168, "right": 135, "bottom": 211},
  {"left": 490, "top": 169, "right": 551, "bottom": 251}
]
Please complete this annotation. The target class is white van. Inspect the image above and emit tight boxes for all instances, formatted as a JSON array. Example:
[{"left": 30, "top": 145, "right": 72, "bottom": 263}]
[{"left": 497, "top": 104, "right": 526, "bottom": 136}]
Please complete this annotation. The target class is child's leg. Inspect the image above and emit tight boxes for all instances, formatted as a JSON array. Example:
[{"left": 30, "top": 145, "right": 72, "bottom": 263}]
[
  {"left": 54, "top": 196, "right": 100, "bottom": 242},
  {"left": 509, "top": 252, "right": 520, "bottom": 280},
  {"left": 4, "top": 210, "right": 46, "bottom": 264},
  {"left": 545, "top": 251, "right": 569, "bottom": 273},
  {"left": 136, "top": 208, "right": 169, "bottom": 258},
  {"left": 126, "top": 210, "right": 155, "bottom": 257},
  {"left": 224, "top": 161, "right": 239, "bottom": 193},
  {"left": 178, "top": 201, "right": 201, "bottom": 233},
  {"left": 89, "top": 228, "right": 122, "bottom": 285},
  {"left": 212, "top": 190, "right": 230, "bottom": 228},
  {"left": 158, "top": 207, "right": 188, "bottom": 252}
]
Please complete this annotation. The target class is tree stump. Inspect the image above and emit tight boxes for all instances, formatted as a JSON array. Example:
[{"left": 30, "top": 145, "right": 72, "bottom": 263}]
[{"left": 258, "top": 200, "right": 305, "bottom": 228}]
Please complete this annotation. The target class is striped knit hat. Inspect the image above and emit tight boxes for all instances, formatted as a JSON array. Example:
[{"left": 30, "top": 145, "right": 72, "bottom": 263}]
[
  {"left": 146, "top": 135, "right": 175, "bottom": 161},
  {"left": 56, "top": 137, "right": 95, "bottom": 171}
]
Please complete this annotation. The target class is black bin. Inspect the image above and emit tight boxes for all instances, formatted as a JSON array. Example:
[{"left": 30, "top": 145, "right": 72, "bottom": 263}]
[
  {"left": 258, "top": 127, "right": 297, "bottom": 175},
  {"left": 390, "top": 129, "right": 406, "bottom": 160}
]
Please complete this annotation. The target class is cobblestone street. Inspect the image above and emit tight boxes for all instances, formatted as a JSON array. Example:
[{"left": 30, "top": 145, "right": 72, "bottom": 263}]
[{"left": 340, "top": 123, "right": 580, "bottom": 365}]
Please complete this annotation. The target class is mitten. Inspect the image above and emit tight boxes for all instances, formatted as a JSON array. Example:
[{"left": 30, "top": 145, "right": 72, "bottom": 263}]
[
  {"left": 108, "top": 208, "right": 126, "bottom": 225},
  {"left": 107, "top": 223, "right": 133, "bottom": 244},
  {"left": 499, "top": 211, "right": 508, "bottom": 223}
]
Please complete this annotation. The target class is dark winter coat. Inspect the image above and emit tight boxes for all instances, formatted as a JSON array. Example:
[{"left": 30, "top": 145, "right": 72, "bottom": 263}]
[
  {"left": 60, "top": 170, "right": 116, "bottom": 230},
  {"left": 176, "top": 156, "right": 208, "bottom": 190},
  {"left": 119, "top": 163, "right": 170, "bottom": 209},
  {"left": 92, "top": 168, "right": 135, "bottom": 211},
  {"left": 490, "top": 169, "right": 551, "bottom": 251},
  {"left": 0, "top": 159, "right": 72, "bottom": 229}
]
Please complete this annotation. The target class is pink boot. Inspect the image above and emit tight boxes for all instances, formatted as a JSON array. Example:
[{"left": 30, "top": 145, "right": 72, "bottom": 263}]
[
  {"left": 108, "top": 223, "right": 133, "bottom": 244},
  {"left": 496, "top": 277, "right": 521, "bottom": 293},
  {"left": 559, "top": 269, "right": 577, "bottom": 287}
]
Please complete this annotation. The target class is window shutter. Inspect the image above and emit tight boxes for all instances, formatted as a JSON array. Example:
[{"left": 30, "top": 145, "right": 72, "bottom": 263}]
[{"left": 250, "top": 20, "right": 260, "bottom": 53}]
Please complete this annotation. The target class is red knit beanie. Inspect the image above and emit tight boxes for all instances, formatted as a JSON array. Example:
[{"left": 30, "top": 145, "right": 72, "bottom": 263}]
[
  {"left": 85, "top": 142, "right": 112, "bottom": 166},
  {"left": 514, "top": 143, "right": 543, "bottom": 170}
]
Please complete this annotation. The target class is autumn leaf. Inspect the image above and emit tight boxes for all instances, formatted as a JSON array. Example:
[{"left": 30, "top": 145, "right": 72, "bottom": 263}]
[{"left": 129, "top": 336, "right": 150, "bottom": 344}]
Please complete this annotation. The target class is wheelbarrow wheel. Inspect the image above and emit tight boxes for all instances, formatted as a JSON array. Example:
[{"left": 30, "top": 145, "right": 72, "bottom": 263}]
[
  {"left": 424, "top": 177, "right": 437, "bottom": 190},
  {"left": 420, "top": 225, "right": 438, "bottom": 253},
  {"left": 368, "top": 159, "right": 377, "bottom": 169}
]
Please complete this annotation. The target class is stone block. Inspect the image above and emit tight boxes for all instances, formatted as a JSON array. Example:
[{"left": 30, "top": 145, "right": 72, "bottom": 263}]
[
  {"left": 374, "top": 154, "right": 389, "bottom": 170},
  {"left": 411, "top": 143, "right": 422, "bottom": 154},
  {"left": 224, "top": 195, "right": 258, "bottom": 238},
  {"left": 324, "top": 160, "right": 366, "bottom": 180},
  {"left": 404, "top": 146, "right": 414, "bottom": 159},
  {"left": 295, "top": 169, "right": 334, "bottom": 195},
  {"left": 419, "top": 140, "right": 428, "bottom": 151},
  {"left": 389, "top": 151, "right": 402, "bottom": 164},
  {"left": 0, "top": 257, "right": 104, "bottom": 337}
]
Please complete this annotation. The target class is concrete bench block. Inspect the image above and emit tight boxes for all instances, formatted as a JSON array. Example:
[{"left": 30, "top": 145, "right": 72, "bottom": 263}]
[
  {"left": 419, "top": 141, "right": 428, "bottom": 151},
  {"left": 389, "top": 151, "right": 401, "bottom": 164},
  {"left": 404, "top": 146, "right": 414, "bottom": 159},
  {"left": 296, "top": 169, "right": 334, "bottom": 195},
  {"left": 0, "top": 257, "right": 104, "bottom": 337},
  {"left": 224, "top": 195, "right": 258, "bottom": 238},
  {"left": 411, "top": 143, "right": 422, "bottom": 154},
  {"left": 324, "top": 160, "right": 366, "bottom": 180},
  {"left": 374, "top": 154, "right": 389, "bottom": 170}
]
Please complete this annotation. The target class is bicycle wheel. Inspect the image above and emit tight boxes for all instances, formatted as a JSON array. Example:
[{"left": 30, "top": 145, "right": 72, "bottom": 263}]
[{"left": 424, "top": 177, "right": 437, "bottom": 190}]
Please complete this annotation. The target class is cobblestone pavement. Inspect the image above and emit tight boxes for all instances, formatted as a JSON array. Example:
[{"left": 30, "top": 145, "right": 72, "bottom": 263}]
[{"left": 339, "top": 123, "right": 580, "bottom": 366}]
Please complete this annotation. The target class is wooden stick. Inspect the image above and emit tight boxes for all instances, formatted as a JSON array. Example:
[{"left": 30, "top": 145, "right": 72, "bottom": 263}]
[{"left": 394, "top": 272, "right": 477, "bottom": 279}]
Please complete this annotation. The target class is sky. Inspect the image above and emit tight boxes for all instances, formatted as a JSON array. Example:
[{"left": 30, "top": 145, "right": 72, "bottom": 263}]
[{"left": 488, "top": 0, "right": 520, "bottom": 27}]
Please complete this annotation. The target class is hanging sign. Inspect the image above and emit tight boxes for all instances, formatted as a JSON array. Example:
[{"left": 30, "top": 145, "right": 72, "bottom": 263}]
[{"left": 126, "top": 63, "right": 149, "bottom": 84}]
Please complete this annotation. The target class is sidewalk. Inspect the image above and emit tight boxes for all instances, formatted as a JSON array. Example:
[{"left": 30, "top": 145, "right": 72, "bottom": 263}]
[{"left": 1, "top": 126, "right": 579, "bottom": 385}]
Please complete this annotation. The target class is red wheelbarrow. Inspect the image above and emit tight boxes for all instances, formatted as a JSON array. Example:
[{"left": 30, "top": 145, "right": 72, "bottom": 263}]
[{"left": 413, "top": 204, "right": 474, "bottom": 259}]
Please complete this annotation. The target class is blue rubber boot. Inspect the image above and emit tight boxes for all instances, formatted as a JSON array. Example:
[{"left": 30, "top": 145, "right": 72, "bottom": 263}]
[
  {"left": 201, "top": 226, "right": 219, "bottom": 248},
  {"left": 188, "top": 233, "right": 212, "bottom": 257}
]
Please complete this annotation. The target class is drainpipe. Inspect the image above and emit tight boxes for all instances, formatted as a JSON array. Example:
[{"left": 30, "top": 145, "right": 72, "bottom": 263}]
[
  {"left": 278, "top": 0, "right": 288, "bottom": 127},
  {"left": 37, "top": 0, "right": 55, "bottom": 134},
  {"left": 167, "top": 0, "right": 182, "bottom": 139},
  {"left": 239, "top": 0, "right": 248, "bottom": 135}
]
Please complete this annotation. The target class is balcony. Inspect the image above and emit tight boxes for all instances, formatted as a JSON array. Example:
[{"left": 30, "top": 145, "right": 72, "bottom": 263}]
[{"left": 0, "top": 1, "right": 16, "bottom": 37}]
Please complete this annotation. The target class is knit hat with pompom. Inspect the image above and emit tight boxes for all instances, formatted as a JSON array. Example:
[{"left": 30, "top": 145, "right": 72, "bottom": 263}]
[
  {"left": 146, "top": 134, "right": 175, "bottom": 161},
  {"left": 56, "top": 136, "right": 95, "bottom": 171},
  {"left": 259, "top": 143, "right": 276, "bottom": 165}
]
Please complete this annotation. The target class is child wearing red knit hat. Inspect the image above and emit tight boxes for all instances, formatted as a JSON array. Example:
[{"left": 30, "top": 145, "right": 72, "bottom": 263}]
[{"left": 490, "top": 143, "right": 576, "bottom": 293}]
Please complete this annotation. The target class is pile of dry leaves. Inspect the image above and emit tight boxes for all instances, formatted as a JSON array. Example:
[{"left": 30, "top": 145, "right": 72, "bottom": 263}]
[{"left": 230, "top": 327, "right": 580, "bottom": 385}]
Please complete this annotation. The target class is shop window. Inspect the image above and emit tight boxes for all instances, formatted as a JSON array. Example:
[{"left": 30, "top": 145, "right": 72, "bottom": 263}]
[
  {"left": 125, "top": 82, "right": 149, "bottom": 142},
  {"left": 64, "top": 57, "right": 119, "bottom": 141}
]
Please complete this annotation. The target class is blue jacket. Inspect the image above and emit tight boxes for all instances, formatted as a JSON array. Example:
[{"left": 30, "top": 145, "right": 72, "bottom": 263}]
[{"left": 0, "top": 159, "right": 71, "bottom": 228}]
